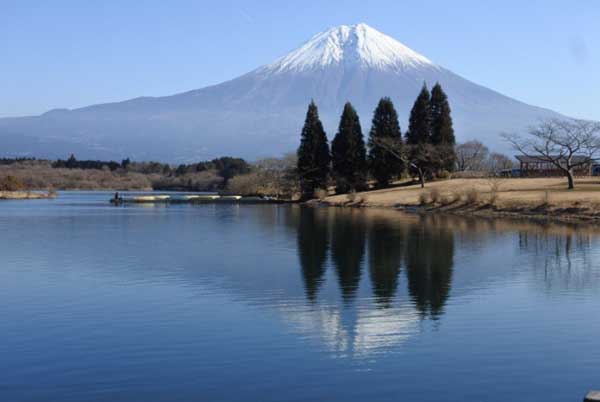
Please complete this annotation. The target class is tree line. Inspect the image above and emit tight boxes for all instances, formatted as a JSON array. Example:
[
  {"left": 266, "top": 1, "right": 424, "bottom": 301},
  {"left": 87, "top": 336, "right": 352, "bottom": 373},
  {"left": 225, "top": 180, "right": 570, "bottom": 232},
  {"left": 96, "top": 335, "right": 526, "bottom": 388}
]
[
  {"left": 1, "top": 155, "right": 253, "bottom": 192},
  {"left": 296, "top": 82, "right": 457, "bottom": 199},
  {"left": 53, "top": 154, "right": 250, "bottom": 181}
]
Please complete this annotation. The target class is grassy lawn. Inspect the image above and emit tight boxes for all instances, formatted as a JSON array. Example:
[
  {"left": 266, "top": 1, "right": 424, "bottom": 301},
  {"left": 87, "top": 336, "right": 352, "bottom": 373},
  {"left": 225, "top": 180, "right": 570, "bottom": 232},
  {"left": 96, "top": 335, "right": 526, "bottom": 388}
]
[{"left": 325, "top": 177, "right": 600, "bottom": 212}]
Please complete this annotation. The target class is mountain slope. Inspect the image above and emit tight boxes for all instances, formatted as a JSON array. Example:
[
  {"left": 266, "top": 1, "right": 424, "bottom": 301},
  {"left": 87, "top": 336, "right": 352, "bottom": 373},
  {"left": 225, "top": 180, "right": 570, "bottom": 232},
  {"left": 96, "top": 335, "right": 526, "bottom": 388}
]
[{"left": 0, "top": 23, "right": 564, "bottom": 161}]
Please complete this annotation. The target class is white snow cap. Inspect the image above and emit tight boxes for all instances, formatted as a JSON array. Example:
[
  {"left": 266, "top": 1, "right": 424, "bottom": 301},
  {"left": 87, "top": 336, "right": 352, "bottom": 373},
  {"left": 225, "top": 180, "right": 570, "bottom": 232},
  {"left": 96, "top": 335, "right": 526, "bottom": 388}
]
[{"left": 266, "top": 23, "right": 436, "bottom": 73}]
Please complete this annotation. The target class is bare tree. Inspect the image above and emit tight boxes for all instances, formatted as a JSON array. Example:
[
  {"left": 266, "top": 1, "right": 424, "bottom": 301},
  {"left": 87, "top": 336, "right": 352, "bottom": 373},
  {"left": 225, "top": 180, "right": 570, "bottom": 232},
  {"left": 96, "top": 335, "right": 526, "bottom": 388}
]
[
  {"left": 455, "top": 140, "right": 489, "bottom": 171},
  {"left": 503, "top": 119, "right": 600, "bottom": 189},
  {"left": 370, "top": 137, "right": 437, "bottom": 188},
  {"left": 486, "top": 152, "right": 514, "bottom": 175},
  {"left": 255, "top": 153, "right": 298, "bottom": 198}
]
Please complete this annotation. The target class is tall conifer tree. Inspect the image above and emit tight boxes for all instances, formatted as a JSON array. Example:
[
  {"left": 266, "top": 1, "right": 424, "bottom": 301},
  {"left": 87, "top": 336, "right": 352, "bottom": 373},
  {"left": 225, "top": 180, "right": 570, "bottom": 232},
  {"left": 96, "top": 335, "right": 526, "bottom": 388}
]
[
  {"left": 430, "top": 82, "right": 457, "bottom": 172},
  {"left": 331, "top": 102, "right": 367, "bottom": 193},
  {"left": 367, "top": 97, "right": 404, "bottom": 187},
  {"left": 406, "top": 84, "right": 432, "bottom": 145},
  {"left": 406, "top": 84, "right": 434, "bottom": 187},
  {"left": 297, "top": 101, "right": 331, "bottom": 199}
]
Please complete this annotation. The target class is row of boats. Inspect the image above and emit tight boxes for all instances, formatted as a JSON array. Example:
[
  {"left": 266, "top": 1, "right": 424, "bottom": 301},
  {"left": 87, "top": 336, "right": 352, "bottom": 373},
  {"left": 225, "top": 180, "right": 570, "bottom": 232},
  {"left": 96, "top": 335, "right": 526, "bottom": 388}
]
[{"left": 110, "top": 194, "right": 249, "bottom": 204}]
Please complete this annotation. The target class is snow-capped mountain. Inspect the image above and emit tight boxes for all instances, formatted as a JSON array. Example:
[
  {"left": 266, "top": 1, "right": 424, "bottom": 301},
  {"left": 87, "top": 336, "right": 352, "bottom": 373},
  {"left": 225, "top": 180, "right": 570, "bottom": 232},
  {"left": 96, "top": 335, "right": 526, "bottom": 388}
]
[
  {"left": 264, "top": 23, "right": 434, "bottom": 73},
  {"left": 0, "top": 23, "right": 565, "bottom": 161}
]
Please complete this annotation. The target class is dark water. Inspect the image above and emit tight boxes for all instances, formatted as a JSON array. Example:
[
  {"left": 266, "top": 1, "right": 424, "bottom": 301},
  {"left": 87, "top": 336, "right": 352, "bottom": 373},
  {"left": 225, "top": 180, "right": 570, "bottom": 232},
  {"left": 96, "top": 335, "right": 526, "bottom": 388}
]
[{"left": 1, "top": 192, "right": 599, "bottom": 402}]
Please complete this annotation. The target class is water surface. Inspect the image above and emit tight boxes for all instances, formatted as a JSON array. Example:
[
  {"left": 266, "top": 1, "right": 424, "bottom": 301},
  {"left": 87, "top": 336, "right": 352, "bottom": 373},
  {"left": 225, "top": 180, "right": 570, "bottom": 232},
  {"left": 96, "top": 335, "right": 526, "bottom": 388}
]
[{"left": 1, "top": 192, "right": 599, "bottom": 402}]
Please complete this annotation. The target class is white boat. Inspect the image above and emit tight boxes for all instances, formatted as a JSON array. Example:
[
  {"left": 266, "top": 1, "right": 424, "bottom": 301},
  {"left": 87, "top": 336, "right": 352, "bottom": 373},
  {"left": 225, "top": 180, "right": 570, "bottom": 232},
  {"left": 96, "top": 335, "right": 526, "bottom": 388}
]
[
  {"left": 133, "top": 195, "right": 170, "bottom": 202},
  {"left": 194, "top": 195, "right": 221, "bottom": 200}
]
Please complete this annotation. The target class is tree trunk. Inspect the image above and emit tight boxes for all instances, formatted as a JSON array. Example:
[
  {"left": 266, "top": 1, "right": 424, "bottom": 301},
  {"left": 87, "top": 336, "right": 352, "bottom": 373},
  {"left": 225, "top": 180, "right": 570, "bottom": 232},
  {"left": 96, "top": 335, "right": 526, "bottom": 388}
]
[
  {"left": 566, "top": 169, "right": 575, "bottom": 189},
  {"left": 419, "top": 170, "right": 425, "bottom": 188}
]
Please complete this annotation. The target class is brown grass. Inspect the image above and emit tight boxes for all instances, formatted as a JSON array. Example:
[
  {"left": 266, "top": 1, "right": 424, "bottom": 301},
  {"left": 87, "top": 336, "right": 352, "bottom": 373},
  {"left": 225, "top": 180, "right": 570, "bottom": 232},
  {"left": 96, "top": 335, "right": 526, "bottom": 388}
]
[{"left": 324, "top": 177, "right": 600, "bottom": 222}]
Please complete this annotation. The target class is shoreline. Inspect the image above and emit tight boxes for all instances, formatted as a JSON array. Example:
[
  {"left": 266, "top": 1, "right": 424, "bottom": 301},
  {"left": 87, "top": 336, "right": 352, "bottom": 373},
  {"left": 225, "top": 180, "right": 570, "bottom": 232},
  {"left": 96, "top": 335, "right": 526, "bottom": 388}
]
[
  {"left": 319, "top": 177, "right": 600, "bottom": 226},
  {"left": 320, "top": 201, "right": 600, "bottom": 226},
  {"left": 0, "top": 191, "right": 57, "bottom": 200}
]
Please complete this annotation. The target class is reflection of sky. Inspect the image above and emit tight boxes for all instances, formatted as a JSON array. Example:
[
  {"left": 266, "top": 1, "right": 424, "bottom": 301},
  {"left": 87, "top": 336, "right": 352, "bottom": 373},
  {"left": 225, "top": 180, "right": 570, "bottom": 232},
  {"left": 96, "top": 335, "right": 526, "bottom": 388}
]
[
  {"left": 279, "top": 303, "right": 420, "bottom": 359},
  {"left": 3, "top": 195, "right": 600, "bottom": 401}
]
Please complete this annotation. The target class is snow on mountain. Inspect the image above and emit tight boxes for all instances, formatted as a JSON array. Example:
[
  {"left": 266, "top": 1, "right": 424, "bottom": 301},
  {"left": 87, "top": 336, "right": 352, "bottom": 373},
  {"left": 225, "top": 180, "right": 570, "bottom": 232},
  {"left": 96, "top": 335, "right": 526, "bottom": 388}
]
[
  {"left": 0, "top": 23, "right": 566, "bottom": 162},
  {"left": 263, "top": 23, "right": 435, "bottom": 73}
]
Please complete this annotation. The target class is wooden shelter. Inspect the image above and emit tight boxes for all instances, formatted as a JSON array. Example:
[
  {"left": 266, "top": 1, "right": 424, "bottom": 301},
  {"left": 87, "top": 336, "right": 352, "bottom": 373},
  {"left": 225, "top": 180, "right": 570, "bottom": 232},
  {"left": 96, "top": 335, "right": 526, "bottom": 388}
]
[{"left": 515, "top": 155, "right": 593, "bottom": 177}]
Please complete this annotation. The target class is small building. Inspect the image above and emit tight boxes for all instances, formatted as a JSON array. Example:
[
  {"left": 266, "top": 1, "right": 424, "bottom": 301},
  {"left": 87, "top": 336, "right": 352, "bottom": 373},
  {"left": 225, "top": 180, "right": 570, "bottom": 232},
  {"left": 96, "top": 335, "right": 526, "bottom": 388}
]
[
  {"left": 515, "top": 155, "right": 593, "bottom": 177},
  {"left": 500, "top": 168, "right": 521, "bottom": 178}
]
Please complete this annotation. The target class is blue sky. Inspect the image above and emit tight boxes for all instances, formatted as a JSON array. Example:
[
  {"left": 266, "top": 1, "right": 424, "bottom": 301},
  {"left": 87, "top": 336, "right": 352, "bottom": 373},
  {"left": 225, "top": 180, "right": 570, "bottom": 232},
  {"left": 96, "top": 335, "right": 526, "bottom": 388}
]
[{"left": 1, "top": 0, "right": 598, "bottom": 120}]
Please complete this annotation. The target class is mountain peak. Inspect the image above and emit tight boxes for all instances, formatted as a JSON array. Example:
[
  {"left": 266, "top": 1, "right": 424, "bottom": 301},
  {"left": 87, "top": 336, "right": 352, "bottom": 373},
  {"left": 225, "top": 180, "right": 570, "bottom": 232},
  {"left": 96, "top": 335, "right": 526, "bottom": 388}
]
[{"left": 264, "top": 23, "right": 436, "bottom": 73}]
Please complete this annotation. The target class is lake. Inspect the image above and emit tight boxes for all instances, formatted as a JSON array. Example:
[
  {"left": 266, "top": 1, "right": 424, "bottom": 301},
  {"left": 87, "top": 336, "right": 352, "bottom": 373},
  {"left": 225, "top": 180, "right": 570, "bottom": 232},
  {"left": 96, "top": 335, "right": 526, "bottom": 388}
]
[{"left": 1, "top": 192, "right": 599, "bottom": 402}]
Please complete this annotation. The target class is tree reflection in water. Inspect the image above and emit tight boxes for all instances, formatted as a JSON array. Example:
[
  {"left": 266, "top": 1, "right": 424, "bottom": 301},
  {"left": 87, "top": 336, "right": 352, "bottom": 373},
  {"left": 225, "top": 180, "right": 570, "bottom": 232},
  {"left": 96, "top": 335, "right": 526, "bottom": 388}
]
[
  {"left": 331, "top": 209, "right": 366, "bottom": 302},
  {"left": 518, "top": 227, "right": 600, "bottom": 293},
  {"left": 368, "top": 218, "right": 404, "bottom": 308},
  {"left": 288, "top": 206, "right": 600, "bottom": 360},
  {"left": 405, "top": 216, "right": 454, "bottom": 319},
  {"left": 296, "top": 206, "right": 330, "bottom": 302},
  {"left": 295, "top": 207, "right": 455, "bottom": 317}
]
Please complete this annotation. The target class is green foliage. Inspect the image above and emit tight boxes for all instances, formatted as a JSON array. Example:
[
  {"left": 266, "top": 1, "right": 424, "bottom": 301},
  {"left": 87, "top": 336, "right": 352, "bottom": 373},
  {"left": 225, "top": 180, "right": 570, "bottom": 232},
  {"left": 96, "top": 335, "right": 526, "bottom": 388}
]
[
  {"left": 0, "top": 157, "right": 37, "bottom": 165},
  {"left": 331, "top": 102, "right": 367, "bottom": 193},
  {"left": 211, "top": 157, "right": 251, "bottom": 183},
  {"left": 297, "top": 101, "right": 331, "bottom": 200},
  {"left": 406, "top": 84, "right": 432, "bottom": 145},
  {"left": 121, "top": 158, "right": 131, "bottom": 170},
  {"left": 53, "top": 154, "right": 121, "bottom": 171},
  {"left": 430, "top": 83, "right": 457, "bottom": 171},
  {"left": 367, "top": 97, "right": 404, "bottom": 187},
  {"left": 406, "top": 84, "right": 436, "bottom": 183}
]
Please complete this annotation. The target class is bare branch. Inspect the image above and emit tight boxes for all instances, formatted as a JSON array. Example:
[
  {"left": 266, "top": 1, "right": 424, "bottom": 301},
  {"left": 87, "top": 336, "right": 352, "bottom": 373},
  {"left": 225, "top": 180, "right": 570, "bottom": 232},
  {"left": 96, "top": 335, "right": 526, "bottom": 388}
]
[{"left": 502, "top": 118, "right": 600, "bottom": 189}]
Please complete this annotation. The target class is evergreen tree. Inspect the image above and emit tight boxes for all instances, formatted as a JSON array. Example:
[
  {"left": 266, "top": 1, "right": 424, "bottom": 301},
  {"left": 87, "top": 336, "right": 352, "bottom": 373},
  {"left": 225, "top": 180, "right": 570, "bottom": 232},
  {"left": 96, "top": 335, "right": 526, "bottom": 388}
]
[
  {"left": 331, "top": 102, "right": 367, "bottom": 193},
  {"left": 430, "top": 83, "right": 457, "bottom": 172},
  {"left": 367, "top": 97, "right": 404, "bottom": 187},
  {"left": 297, "top": 101, "right": 331, "bottom": 199},
  {"left": 65, "top": 154, "right": 77, "bottom": 169},
  {"left": 405, "top": 84, "right": 435, "bottom": 187},
  {"left": 406, "top": 83, "right": 432, "bottom": 145},
  {"left": 121, "top": 158, "right": 131, "bottom": 170}
]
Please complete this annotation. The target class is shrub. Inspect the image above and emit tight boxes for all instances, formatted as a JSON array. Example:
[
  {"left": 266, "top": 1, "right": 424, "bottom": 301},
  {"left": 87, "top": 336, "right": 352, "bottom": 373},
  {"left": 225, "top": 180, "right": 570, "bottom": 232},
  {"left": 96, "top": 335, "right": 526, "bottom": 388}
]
[
  {"left": 437, "top": 170, "right": 451, "bottom": 179},
  {"left": 346, "top": 191, "right": 357, "bottom": 203},
  {"left": 440, "top": 195, "right": 453, "bottom": 206},
  {"left": 489, "top": 191, "right": 499, "bottom": 206},
  {"left": 429, "top": 187, "right": 441, "bottom": 204},
  {"left": 487, "top": 177, "right": 504, "bottom": 206},
  {"left": 0, "top": 175, "right": 25, "bottom": 191},
  {"left": 465, "top": 187, "right": 479, "bottom": 204},
  {"left": 419, "top": 191, "right": 430, "bottom": 205},
  {"left": 226, "top": 172, "right": 263, "bottom": 195},
  {"left": 450, "top": 190, "right": 462, "bottom": 203},
  {"left": 540, "top": 191, "right": 551, "bottom": 207}
]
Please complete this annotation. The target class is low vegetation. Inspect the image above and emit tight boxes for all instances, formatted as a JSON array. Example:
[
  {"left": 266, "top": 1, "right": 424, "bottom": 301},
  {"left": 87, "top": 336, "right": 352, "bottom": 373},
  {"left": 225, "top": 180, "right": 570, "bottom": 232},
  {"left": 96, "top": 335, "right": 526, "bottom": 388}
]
[
  {"left": 0, "top": 175, "right": 25, "bottom": 191},
  {"left": 0, "top": 156, "right": 252, "bottom": 192}
]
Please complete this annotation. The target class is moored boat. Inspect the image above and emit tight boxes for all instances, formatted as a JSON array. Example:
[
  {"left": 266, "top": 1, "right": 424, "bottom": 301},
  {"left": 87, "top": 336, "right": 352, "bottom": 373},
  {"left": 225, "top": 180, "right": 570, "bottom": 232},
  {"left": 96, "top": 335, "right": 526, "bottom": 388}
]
[
  {"left": 132, "top": 195, "right": 170, "bottom": 202},
  {"left": 196, "top": 195, "right": 221, "bottom": 200},
  {"left": 219, "top": 195, "right": 242, "bottom": 201}
]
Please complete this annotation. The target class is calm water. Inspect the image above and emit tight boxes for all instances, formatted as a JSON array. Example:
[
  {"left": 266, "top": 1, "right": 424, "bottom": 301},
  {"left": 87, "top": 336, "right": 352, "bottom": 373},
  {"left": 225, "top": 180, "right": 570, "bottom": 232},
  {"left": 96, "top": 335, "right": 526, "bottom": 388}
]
[{"left": 1, "top": 192, "right": 599, "bottom": 402}]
